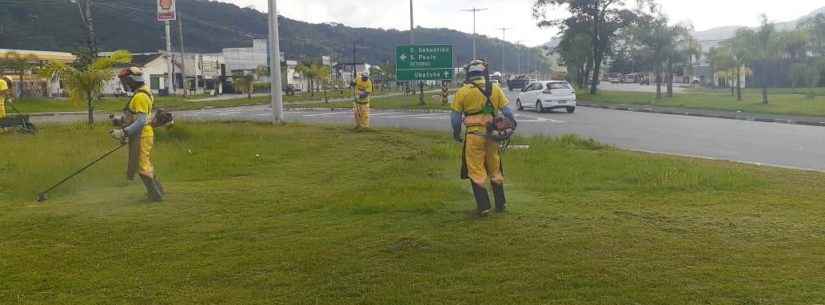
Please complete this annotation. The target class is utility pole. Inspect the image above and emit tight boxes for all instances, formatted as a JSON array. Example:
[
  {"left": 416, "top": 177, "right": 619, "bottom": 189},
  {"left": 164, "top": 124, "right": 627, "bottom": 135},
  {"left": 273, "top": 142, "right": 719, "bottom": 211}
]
[
  {"left": 353, "top": 41, "right": 357, "bottom": 104},
  {"left": 498, "top": 27, "right": 509, "bottom": 73},
  {"left": 461, "top": 7, "right": 488, "bottom": 59},
  {"left": 165, "top": 21, "right": 174, "bottom": 95},
  {"left": 409, "top": 0, "right": 415, "bottom": 44},
  {"left": 514, "top": 40, "right": 523, "bottom": 75},
  {"left": 72, "top": 0, "right": 97, "bottom": 62},
  {"left": 268, "top": 0, "right": 284, "bottom": 124},
  {"left": 177, "top": 13, "right": 187, "bottom": 96}
]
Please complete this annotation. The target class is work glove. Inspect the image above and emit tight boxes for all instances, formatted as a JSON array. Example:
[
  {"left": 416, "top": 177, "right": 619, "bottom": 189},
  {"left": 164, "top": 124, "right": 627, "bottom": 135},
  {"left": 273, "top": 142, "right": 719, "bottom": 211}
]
[{"left": 109, "top": 128, "right": 127, "bottom": 143}]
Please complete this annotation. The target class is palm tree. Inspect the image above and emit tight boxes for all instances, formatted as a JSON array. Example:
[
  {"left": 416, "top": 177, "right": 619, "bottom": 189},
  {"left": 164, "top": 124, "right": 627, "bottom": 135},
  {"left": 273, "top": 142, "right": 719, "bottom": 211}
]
[
  {"left": 722, "top": 29, "right": 755, "bottom": 101},
  {"left": 753, "top": 15, "right": 779, "bottom": 104},
  {"left": 41, "top": 51, "right": 131, "bottom": 125}
]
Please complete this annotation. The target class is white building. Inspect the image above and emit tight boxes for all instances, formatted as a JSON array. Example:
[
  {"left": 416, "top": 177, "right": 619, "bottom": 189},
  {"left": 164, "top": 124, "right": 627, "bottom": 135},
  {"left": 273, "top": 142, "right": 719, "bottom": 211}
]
[{"left": 223, "top": 39, "right": 269, "bottom": 74}]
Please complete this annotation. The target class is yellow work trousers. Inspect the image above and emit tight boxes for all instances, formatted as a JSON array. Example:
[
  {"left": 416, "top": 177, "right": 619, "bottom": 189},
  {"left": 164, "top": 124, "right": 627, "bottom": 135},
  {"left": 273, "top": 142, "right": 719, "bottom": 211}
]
[
  {"left": 463, "top": 133, "right": 504, "bottom": 186},
  {"left": 354, "top": 102, "right": 370, "bottom": 129},
  {"left": 0, "top": 100, "right": 6, "bottom": 119},
  {"left": 139, "top": 134, "right": 155, "bottom": 177}
]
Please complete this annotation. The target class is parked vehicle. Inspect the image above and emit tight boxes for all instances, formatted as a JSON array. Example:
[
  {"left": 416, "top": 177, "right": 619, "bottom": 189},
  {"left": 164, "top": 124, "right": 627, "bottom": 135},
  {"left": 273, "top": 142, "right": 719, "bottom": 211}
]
[
  {"left": 507, "top": 75, "right": 531, "bottom": 91},
  {"left": 516, "top": 80, "right": 577, "bottom": 113},
  {"left": 607, "top": 73, "right": 622, "bottom": 83},
  {"left": 622, "top": 73, "right": 639, "bottom": 83}
]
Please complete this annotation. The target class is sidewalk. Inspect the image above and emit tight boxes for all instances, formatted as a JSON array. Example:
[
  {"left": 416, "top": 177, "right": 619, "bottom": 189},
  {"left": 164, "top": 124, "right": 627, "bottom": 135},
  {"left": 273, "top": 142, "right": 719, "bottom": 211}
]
[{"left": 578, "top": 101, "right": 825, "bottom": 127}]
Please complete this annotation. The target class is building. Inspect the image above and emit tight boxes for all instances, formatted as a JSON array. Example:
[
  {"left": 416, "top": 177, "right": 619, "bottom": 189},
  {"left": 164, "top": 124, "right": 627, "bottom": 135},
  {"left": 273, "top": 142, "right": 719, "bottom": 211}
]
[
  {"left": 102, "top": 52, "right": 226, "bottom": 96},
  {"left": 223, "top": 39, "right": 269, "bottom": 74},
  {"left": 0, "top": 48, "right": 76, "bottom": 97}
]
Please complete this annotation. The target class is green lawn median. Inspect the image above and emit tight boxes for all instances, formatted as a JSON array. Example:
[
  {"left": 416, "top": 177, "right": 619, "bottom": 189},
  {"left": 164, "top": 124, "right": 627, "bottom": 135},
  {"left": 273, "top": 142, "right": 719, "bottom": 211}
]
[
  {"left": 298, "top": 94, "right": 453, "bottom": 111},
  {"left": 580, "top": 88, "right": 825, "bottom": 117},
  {"left": 2, "top": 123, "right": 825, "bottom": 304}
]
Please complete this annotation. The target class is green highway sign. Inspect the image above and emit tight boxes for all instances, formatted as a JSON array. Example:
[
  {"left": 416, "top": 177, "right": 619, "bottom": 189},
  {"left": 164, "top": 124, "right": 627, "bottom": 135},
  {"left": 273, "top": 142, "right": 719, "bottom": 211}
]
[
  {"left": 396, "top": 69, "right": 454, "bottom": 81},
  {"left": 395, "top": 45, "right": 454, "bottom": 81}
]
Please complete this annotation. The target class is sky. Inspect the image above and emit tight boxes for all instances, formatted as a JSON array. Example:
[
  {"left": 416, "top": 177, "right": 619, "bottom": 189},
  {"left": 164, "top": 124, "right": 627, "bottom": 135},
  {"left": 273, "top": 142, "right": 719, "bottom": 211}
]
[{"left": 218, "top": 0, "right": 825, "bottom": 46}]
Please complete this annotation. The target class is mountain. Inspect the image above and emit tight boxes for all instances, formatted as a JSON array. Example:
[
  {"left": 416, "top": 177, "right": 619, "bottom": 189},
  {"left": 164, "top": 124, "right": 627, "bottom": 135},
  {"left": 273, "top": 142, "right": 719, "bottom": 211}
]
[
  {"left": 693, "top": 6, "right": 825, "bottom": 51},
  {"left": 540, "top": 6, "right": 825, "bottom": 52},
  {"left": 0, "top": 0, "right": 544, "bottom": 73}
]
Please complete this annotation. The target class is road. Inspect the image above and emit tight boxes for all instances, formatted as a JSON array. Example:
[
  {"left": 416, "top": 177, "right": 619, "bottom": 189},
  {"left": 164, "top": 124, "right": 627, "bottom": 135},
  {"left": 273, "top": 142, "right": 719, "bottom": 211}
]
[{"left": 32, "top": 90, "right": 825, "bottom": 172}]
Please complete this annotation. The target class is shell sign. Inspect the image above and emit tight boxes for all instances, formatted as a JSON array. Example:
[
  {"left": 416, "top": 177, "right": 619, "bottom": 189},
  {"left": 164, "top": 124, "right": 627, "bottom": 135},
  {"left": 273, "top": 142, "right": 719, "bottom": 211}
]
[{"left": 157, "top": 0, "right": 176, "bottom": 21}]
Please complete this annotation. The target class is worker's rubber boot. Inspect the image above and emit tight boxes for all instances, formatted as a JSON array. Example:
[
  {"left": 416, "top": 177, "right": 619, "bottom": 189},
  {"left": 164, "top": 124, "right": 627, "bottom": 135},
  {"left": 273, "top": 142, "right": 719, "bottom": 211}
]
[
  {"left": 140, "top": 175, "right": 164, "bottom": 202},
  {"left": 471, "top": 182, "right": 492, "bottom": 217},
  {"left": 492, "top": 183, "right": 506, "bottom": 213}
]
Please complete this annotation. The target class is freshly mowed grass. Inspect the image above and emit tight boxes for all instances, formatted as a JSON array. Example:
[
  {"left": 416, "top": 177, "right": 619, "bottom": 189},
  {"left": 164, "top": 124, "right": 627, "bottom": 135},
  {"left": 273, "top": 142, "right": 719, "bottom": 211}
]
[
  {"left": 579, "top": 88, "right": 825, "bottom": 117},
  {"left": 2, "top": 124, "right": 825, "bottom": 304}
]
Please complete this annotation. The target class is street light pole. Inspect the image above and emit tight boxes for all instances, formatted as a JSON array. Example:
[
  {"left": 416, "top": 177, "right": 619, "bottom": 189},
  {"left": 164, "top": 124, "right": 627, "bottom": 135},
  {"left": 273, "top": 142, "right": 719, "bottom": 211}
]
[
  {"left": 409, "top": 0, "right": 415, "bottom": 44},
  {"left": 498, "top": 27, "right": 509, "bottom": 73},
  {"left": 268, "top": 0, "right": 284, "bottom": 124},
  {"left": 514, "top": 40, "right": 523, "bottom": 75},
  {"left": 461, "top": 7, "right": 488, "bottom": 59}
]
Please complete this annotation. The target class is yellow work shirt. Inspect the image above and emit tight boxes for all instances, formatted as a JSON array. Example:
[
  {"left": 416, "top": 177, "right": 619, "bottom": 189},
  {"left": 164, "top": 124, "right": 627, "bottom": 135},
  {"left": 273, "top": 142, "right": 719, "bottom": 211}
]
[
  {"left": 0, "top": 78, "right": 7, "bottom": 118},
  {"left": 452, "top": 80, "right": 510, "bottom": 133},
  {"left": 355, "top": 78, "right": 373, "bottom": 94},
  {"left": 128, "top": 85, "right": 154, "bottom": 137}
]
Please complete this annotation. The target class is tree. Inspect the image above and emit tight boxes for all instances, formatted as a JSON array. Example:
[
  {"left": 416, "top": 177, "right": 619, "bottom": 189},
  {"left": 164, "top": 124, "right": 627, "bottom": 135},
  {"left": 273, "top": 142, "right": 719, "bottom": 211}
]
[
  {"left": 708, "top": 46, "right": 736, "bottom": 93},
  {"left": 41, "top": 50, "right": 132, "bottom": 125},
  {"left": 753, "top": 15, "right": 779, "bottom": 104},
  {"left": 534, "top": 0, "right": 636, "bottom": 94},
  {"left": 232, "top": 73, "right": 255, "bottom": 99},
  {"left": 556, "top": 30, "right": 594, "bottom": 89},
  {"left": 722, "top": 28, "right": 755, "bottom": 101}
]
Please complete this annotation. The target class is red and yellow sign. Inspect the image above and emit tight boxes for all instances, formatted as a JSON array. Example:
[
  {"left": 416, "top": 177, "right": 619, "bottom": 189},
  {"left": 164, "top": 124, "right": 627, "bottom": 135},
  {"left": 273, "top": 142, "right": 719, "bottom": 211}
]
[{"left": 157, "top": 0, "right": 176, "bottom": 21}]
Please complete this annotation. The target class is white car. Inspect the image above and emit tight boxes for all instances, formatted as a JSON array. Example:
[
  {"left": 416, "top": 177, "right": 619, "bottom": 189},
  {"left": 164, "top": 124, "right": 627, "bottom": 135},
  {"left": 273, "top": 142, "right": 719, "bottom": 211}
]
[{"left": 515, "top": 81, "right": 577, "bottom": 113}]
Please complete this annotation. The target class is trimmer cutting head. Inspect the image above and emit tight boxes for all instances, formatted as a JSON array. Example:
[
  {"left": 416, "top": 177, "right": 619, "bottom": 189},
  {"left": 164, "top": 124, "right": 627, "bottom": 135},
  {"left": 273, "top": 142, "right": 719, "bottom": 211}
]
[{"left": 36, "top": 193, "right": 48, "bottom": 202}]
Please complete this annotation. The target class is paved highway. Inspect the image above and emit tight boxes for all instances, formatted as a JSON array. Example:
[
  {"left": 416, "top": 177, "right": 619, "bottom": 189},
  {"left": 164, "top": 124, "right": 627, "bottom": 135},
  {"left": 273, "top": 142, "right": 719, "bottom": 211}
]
[{"left": 32, "top": 91, "right": 825, "bottom": 172}]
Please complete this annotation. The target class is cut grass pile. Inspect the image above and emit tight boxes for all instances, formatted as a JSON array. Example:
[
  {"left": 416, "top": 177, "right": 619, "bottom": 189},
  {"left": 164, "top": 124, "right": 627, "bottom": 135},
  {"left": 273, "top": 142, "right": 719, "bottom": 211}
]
[
  {"left": 579, "top": 88, "right": 825, "bottom": 117},
  {"left": 2, "top": 123, "right": 825, "bottom": 304}
]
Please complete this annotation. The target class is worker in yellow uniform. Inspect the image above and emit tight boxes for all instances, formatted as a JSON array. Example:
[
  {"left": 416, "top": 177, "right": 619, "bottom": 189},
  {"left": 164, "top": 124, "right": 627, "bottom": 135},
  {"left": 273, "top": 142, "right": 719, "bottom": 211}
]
[
  {"left": 451, "top": 60, "right": 517, "bottom": 216},
  {"left": 110, "top": 67, "right": 164, "bottom": 202},
  {"left": 0, "top": 76, "right": 11, "bottom": 119},
  {"left": 353, "top": 72, "right": 373, "bottom": 129}
]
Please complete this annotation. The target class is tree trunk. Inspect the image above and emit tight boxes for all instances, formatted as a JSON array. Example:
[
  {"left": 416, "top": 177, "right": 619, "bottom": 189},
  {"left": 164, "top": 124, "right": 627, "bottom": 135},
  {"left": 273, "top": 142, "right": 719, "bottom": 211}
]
[
  {"left": 666, "top": 59, "right": 674, "bottom": 98},
  {"left": 591, "top": 49, "right": 602, "bottom": 95},
  {"left": 590, "top": 7, "right": 601, "bottom": 95},
  {"left": 736, "top": 66, "right": 742, "bottom": 101},
  {"left": 655, "top": 65, "right": 662, "bottom": 100},
  {"left": 87, "top": 96, "right": 94, "bottom": 125},
  {"left": 762, "top": 86, "right": 768, "bottom": 104}
]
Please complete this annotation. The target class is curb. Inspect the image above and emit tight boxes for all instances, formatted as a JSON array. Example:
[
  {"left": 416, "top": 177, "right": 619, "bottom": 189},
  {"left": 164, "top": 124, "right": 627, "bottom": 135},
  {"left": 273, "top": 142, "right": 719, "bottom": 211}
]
[
  {"left": 577, "top": 102, "right": 825, "bottom": 127},
  {"left": 283, "top": 107, "right": 451, "bottom": 113}
]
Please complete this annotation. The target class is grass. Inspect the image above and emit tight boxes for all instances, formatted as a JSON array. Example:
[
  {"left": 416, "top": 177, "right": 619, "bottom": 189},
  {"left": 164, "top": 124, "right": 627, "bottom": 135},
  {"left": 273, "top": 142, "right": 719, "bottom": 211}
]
[
  {"left": 579, "top": 87, "right": 825, "bottom": 117},
  {"left": 299, "top": 94, "right": 453, "bottom": 111},
  {"left": 2, "top": 123, "right": 825, "bottom": 304}
]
